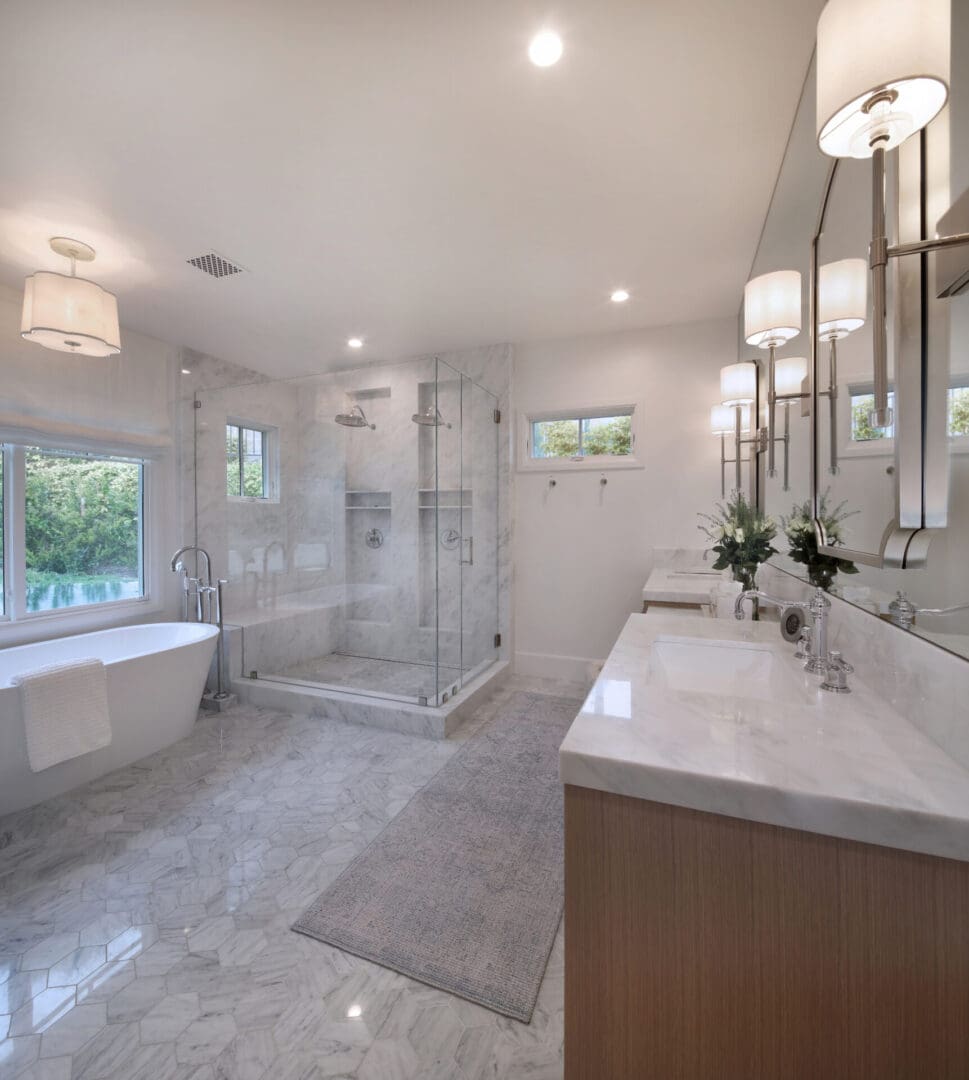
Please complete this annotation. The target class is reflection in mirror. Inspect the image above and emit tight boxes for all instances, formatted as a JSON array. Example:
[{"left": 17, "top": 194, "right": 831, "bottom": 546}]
[
  {"left": 745, "top": 2, "right": 969, "bottom": 665},
  {"left": 815, "top": 153, "right": 899, "bottom": 560},
  {"left": 740, "top": 55, "right": 828, "bottom": 559}
]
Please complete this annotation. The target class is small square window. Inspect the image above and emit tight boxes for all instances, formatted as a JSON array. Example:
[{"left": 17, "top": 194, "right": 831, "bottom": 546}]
[
  {"left": 849, "top": 391, "right": 896, "bottom": 442},
  {"left": 226, "top": 423, "right": 274, "bottom": 499},
  {"left": 948, "top": 386, "right": 969, "bottom": 437}
]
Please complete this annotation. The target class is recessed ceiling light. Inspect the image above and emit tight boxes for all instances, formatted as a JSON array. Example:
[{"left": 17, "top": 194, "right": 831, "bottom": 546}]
[
  {"left": 347, "top": 337, "right": 363, "bottom": 349},
  {"left": 528, "top": 30, "right": 563, "bottom": 67},
  {"left": 347, "top": 1004, "right": 363, "bottom": 1018},
  {"left": 180, "top": 368, "right": 191, "bottom": 375},
  {"left": 610, "top": 289, "right": 630, "bottom": 303}
]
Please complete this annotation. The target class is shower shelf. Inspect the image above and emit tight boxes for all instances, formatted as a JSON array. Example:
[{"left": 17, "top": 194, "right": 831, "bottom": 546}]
[{"left": 346, "top": 490, "right": 391, "bottom": 511}]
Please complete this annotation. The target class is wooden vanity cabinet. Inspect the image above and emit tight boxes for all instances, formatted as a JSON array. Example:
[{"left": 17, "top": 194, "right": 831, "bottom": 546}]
[{"left": 564, "top": 783, "right": 969, "bottom": 1079}]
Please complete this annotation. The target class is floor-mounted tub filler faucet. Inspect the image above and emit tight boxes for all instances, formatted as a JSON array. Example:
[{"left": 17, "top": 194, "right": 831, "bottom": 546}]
[
  {"left": 171, "top": 546, "right": 229, "bottom": 702},
  {"left": 734, "top": 586, "right": 849, "bottom": 692}
]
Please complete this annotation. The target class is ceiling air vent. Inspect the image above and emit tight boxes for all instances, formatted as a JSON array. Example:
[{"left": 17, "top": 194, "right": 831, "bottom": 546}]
[{"left": 186, "top": 251, "right": 246, "bottom": 279}]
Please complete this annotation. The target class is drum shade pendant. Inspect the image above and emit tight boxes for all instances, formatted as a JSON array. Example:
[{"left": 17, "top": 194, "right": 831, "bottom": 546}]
[{"left": 21, "top": 237, "right": 121, "bottom": 357}]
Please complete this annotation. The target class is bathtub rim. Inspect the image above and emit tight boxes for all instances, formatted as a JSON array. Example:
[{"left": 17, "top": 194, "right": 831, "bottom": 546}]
[{"left": 0, "top": 621, "right": 219, "bottom": 689}]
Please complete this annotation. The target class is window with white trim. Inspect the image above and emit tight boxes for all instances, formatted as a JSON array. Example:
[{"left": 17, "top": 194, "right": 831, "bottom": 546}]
[
  {"left": 1, "top": 444, "right": 147, "bottom": 621},
  {"left": 849, "top": 389, "right": 896, "bottom": 442},
  {"left": 520, "top": 404, "right": 641, "bottom": 469},
  {"left": 848, "top": 383, "right": 969, "bottom": 442},
  {"left": 226, "top": 422, "right": 277, "bottom": 499},
  {"left": 948, "top": 385, "right": 969, "bottom": 437}
]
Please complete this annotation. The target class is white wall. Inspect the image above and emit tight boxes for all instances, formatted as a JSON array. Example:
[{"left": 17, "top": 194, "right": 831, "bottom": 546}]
[{"left": 512, "top": 317, "right": 737, "bottom": 681}]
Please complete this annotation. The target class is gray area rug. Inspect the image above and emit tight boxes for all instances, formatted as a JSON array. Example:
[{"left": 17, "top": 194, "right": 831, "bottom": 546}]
[{"left": 292, "top": 690, "right": 579, "bottom": 1022}]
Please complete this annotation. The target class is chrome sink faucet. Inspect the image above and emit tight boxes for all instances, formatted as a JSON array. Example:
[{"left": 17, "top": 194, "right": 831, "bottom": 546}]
[
  {"left": 735, "top": 587, "right": 832, "bottom": 677},
  {"left": 888, "top": 590, "right": 969, "bottom": 631}
]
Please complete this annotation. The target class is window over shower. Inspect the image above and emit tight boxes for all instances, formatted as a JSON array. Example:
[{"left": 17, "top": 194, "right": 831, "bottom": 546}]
[{"left": 226, "top": 422, "right": 277, "bottom": 499}]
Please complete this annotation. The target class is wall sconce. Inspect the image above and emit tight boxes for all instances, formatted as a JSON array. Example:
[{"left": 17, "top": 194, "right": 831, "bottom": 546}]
[
  {"left": 772, "top": 357, "right": 808, "bottom": 492},
  {"left": 744, "top": 270, "right": 802, "bottom": 482},
  {"left": 720, "top": 361, "right": 758, "bottom": 406},
  {"left": 817, "top": 257, "right": 868, "bottom": 475},
  {"left": 714, "top": 362, "right": 760, "bottom": 497},
  {"left": 711, "top": 403, "right": 752, "bottom": 497},
  {"left": 20, "top": 237, "right": 121, "bottom": 358},
  {"left": 816, "top": 0, "right": 969, "bottom": 432}
]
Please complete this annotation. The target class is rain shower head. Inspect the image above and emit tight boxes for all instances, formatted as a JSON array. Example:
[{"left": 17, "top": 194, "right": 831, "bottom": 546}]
[
  {"left": 411, "top": 405, "right": 452, "bottom": 429},
  {"left": 334, "top": 404, "right": 375, "bottom": 429}
]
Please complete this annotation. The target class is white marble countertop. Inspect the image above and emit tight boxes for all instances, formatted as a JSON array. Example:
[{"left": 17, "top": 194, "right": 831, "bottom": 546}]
[
  {"left": 641, "top": 566, "right": 726, "bottom": 604},
  {"left": 559, "top": 611, "right": 969, "bottom": 861}
]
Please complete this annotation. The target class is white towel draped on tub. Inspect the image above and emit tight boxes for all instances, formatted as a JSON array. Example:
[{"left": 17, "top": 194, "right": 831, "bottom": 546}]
[{"left": 14, "top": 658, "right": 112, "bottom": 772}]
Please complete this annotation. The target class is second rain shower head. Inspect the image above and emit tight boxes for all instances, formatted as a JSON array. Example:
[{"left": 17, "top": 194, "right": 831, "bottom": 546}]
[
  {"left": 411, "top": 405, "right": 452, "bottom": 429},
  {"left": 334, "top": 404, "right": 375, "bottom": 430}
]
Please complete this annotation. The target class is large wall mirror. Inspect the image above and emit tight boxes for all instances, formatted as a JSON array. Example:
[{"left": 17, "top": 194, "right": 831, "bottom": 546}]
[{"left": 744, "top": 1, "right": 969, "bottom": 663}]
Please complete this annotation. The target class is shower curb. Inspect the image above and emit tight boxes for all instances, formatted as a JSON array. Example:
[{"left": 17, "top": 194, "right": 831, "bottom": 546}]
[{"left": 230, "top": 660, "right": 509, "bottom": 740}]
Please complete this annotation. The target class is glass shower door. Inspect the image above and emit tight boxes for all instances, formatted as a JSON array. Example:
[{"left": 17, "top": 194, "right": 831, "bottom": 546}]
[{"left": 459, "top": 373, "right": 500, "bottom": 688}]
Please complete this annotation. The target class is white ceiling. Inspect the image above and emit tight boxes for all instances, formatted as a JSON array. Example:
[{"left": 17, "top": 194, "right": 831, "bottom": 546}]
[{"left": 0, "top": 0, "right": 823, "bottom": 377}]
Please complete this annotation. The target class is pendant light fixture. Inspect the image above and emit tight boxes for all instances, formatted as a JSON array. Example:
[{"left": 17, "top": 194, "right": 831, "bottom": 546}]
[{"left": 21, "top": 237, "right": 121, "bottom": 357}]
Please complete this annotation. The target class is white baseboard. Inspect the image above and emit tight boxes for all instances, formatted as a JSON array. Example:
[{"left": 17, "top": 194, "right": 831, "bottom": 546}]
[{"left": 513, "top": 650, "right": 604, "bottom": 684}]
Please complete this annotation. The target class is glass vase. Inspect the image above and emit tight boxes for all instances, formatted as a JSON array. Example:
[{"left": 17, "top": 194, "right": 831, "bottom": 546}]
[
  {"left": 732, "top": 563, "right": 759, "bottom": 619},
  {"left": 808, "top": 563, "right": 835, "bottom": 591}
]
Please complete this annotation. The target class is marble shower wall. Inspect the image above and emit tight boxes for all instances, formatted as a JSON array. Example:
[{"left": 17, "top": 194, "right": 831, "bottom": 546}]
[{"left": 180, "top": 345, "right": 512, "bottom": 698}]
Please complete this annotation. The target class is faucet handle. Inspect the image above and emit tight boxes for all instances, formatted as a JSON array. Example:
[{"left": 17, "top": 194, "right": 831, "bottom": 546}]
[
  {"left": 794, "top": 625, "right": 813, "bottom": 660},
  {"left": 821, "top": 650, "right": 853, "bottom": 694}
]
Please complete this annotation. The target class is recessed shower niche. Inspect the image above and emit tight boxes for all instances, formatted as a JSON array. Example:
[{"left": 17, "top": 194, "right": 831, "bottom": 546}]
[
  {"left": 193, "top": 355, "right": 499, "bottom": 707},
  {"left": 342, "top": 386, "right": 393, "bottom": 626}
]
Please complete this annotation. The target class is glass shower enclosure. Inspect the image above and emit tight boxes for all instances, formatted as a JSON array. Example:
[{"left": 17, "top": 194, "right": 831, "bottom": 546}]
[{"left": 193, "top": 356, "right": 499, "bottom": 706}]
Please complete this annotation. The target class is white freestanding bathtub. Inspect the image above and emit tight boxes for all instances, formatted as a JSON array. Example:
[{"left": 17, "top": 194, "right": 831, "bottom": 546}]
[{"left": 0, "top": 622, "right": 219, "bottom": 817}]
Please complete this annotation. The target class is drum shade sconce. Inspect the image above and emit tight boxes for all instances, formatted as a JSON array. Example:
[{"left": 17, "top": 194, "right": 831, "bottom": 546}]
[
  {"left": 21, "top": 237, "right": 121, "bottom": 358},
  {"left": 711, "top": 402, "right": 753, "bottom": 497},
  {"left": 816, "top": 0, "right": 969, "bottom": 432},
  {"left": 744, "top": 270, "right": 806, "bottom": 492},
  {"left": 817, "top": 258, "right": 868, "bottom": 475},
  {"left": 713, "top": 363, "right": 761, "bottom": 497}
]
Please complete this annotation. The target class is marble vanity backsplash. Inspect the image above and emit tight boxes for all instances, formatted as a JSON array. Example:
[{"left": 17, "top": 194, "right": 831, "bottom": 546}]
[{"left": 759, "top": 563, "right": 969, "bottom": 772}]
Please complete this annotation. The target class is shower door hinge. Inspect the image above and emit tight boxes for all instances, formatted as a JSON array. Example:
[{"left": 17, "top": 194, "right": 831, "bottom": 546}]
[
  {"left": 194, "top": 400, "right": 202, "bottom": 409},
  {"left": 494, "top": 633, "right": 502, "bottom": 647},
  {"left": 493, "top": 409, "right": 501, "bottom": 423}
]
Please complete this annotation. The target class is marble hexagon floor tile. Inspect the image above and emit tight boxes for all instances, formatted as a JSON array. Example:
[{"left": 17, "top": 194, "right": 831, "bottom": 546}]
[{"left": 0, "top": 677, "right": 587, "bottom": 1079}]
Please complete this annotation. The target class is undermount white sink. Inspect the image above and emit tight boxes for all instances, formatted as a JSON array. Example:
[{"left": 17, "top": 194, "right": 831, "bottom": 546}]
[{"left": 649, "top": 635, "right": 814, "bottom": 704}]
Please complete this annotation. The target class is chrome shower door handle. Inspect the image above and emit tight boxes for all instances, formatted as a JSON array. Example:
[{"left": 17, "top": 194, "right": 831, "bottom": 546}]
[{"left": 461, "top": 536, "right": 474, "bottom": 566}]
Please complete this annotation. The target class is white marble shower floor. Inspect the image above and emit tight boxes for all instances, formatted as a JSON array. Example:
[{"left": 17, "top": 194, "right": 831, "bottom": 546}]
[
  {"left": 274, "top": 652, "right": 464, "bottom": 702},
  {"left": 0, "top": 676, "right": 588, "bottom": 1079}
]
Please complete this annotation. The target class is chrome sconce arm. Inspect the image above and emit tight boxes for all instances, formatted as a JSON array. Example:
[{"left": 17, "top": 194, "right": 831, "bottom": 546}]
[
  {"left": 868, "top": 148, "right": 969, "bottom": 428},
  {"left": 765, "top": 347, "right": 810, "bottom": 492},
  {"left": 714, "top": 400, "right": 761, "bottom": 499}
]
